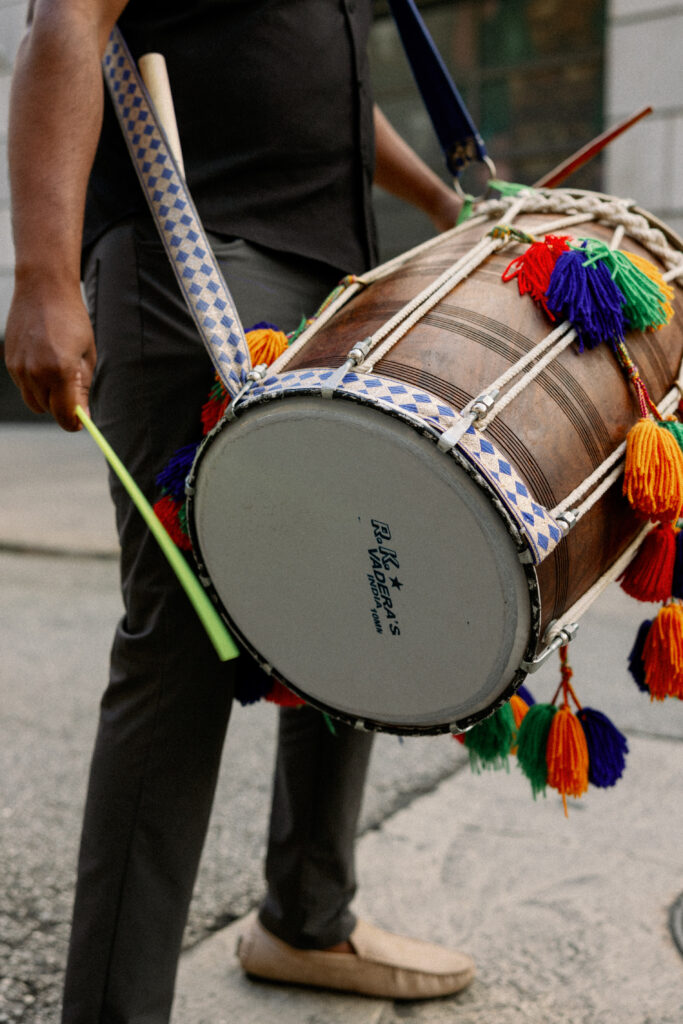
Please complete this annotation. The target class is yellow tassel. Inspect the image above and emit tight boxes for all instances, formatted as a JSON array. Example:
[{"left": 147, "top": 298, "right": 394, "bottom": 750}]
[
  {"left": 642, "top": 603, "right": 683, "bottom": 700},
  {"left": 246, "top": 328, "right": 289, "bottom": 367},
  {"left": 623, "top": 418, "right": 683, "bottom": 521},
  {"left": 546, "top": 705, "right": 589, "bottom": 816},
  {"left": 623, "top": 251, "right": 675, "bottom": 327},
  {"left": 509, "top": 694, "right": 529, "bottom": 754}
]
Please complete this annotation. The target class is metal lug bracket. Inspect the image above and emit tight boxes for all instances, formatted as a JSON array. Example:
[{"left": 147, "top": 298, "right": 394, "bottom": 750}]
[
  {"left": 321, "top": 336, "right": 373, "bottom": 398},
  {"left": 225, "top": 363, "right": 268, "bottom": 420},
  {"left": 520, "top": 621, "right": 579, "bottom": 673}
]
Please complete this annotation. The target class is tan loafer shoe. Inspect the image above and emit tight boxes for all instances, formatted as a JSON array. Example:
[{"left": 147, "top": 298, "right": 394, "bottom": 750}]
[{"left": 236, "top": 916, "right": 475, "bottom": 1000}]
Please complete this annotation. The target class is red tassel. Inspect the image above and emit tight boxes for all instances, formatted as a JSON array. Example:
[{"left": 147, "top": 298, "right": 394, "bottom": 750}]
[
  {"left": 642, "top": 603, "right": 683, "bottom": 700},
  {"left": 619, "top": 523, "right": 677, "bottom": 602},
  {"left": 153, "top": 495, "right": 192, "bottom": 551},
  {"left": 201, "top": 386, "right": 230, "bottom": 435},
  {"left": 265, "top": 679, "right": 307, "bottom": 708},
  {"left": 502, "top": 234, "right": 572, "bottom": 315}
]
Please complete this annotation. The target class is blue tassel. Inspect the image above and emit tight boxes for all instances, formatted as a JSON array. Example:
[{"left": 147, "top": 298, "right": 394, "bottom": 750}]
[
  {"left": 576, "top": 707, "right": 629, "bottom": 788},
  {"left": 516, "top": 683, "right": 535, "bottom": 706},
  {"left": 627, "top": 619, "right": 652, "bottom": 693},
  {"left": 545, "top": 244, "right": 627, "bottom": 350},
  {"left": 155, "top": 441, "right": 200, "bottom": 502},
  {"left": 234, "top": 669, "right": 274, "bottom": 706},
  {"left": 247, "top": 321, "right": 279, "bottom": 331},
  {"left": 672, "top": 528, "right": 683, "bottom": 599}
]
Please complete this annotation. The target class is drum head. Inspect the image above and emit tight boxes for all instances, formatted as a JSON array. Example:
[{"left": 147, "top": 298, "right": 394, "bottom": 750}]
[{"left": 189, "top": 397, "right": 533, "bottom": 733}]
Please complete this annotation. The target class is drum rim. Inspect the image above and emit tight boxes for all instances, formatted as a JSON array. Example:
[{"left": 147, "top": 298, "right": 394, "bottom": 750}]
[{"left": 186, "top": 383, "right": 542, "bottom": 735}]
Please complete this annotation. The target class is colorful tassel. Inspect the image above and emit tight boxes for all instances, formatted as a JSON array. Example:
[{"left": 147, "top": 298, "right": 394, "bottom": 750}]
[
  {"left": 619, "top": 522, "right": 677, "bottom": 602},
  {"left": 152, "top": 494, "right": 192, "bottom": 551},
  {"left": 576, "top": 707, "right": 629, "bottom": 788},
  {"left": 463, "top": 703, "right": 516, "bottom": 772},
  {"left": 509, "top": 693, "right": 530, "bottom": 755},
  {"left": 622, "top": 251, "right": 675, "bottom": 328},
  {"left": 501, "top": 235, "right": 572, "bottom": 315},
  {"left": 516, "top": 703, "right": 557, "bottom": 798},
  {"left": 246, "top": 326, "right": 289, "bottom": 366},
  {"left": 580, "top": 239, "right": 674, "bottom": 332},
  {"left": 659, "top": 417, "right": 683, "bottom": 455},
  {"left": 265, "top": 679, "right": 307, "bottom": 708},
  {"left": 234, "top": 668, "right": 275, "bottom": 706},
  {"left": 545, "top": 244, "right": 627, "bottom": 349},
  {"left": 516, "top": 683, "right": 535, "bottom": 705},
  {"left": 642, "top": 602, "right": 683, "bottom": 700},
  {"left": 627, "top": 619, "right": 653, "bottom": 692},
  {"left": 622, "top": 418, "right": 683, "bottom": 521},
  {"left": 546, "top": 703, "right": 590, "bottom": 815},
  {"left": 155, "top": 441, "right": 200, "bottom": 502},
  {"left": 201, "top": 378, "right": 230, "bottom": 435}
]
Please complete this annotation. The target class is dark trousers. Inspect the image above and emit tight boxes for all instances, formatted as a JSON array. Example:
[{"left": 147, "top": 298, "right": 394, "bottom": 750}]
[{"left": 62, "top": 219, "right": 374, "bottom": 1023}]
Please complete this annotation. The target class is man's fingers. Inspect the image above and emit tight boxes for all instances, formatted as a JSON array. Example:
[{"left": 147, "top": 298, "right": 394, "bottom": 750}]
[{"left": 48, "top": 371, "right": 92, "bottom": 432}]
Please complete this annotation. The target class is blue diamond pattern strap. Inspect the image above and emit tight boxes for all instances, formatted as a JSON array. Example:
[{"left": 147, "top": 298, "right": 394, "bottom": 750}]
[
  {"left": 102, "top": 29, "right": 251, "bottom": 399},
  {"left": 388, "top": 0, "right": 489, "bottom": 177}
]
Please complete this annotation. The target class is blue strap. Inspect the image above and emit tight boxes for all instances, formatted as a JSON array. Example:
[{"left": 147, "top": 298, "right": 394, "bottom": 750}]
[{"left": 388, "top": 0, "right": 488, "bottom": 177}]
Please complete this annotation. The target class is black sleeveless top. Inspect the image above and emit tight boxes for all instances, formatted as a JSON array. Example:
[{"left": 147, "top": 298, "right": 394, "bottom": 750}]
[{"left": 85, "top": 0, "right": 377, "bottom": 273}]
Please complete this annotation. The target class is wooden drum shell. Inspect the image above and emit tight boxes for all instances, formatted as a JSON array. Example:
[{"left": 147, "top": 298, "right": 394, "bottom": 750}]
[{"left": 284, "top": 212, "right": 683, "bottom": 640}]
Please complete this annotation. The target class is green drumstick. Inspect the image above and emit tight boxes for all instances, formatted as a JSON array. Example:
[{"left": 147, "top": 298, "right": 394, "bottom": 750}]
[{"left": 75, "top": 405, "right": 239, "bottom": 662}]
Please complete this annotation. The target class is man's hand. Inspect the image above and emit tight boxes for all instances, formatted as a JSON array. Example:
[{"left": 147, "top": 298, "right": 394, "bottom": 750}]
[{"left": 5, "top": 277, "right": 96, "bottom": 432}]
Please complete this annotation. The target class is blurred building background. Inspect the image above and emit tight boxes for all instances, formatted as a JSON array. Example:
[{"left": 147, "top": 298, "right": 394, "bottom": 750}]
[{"left": 0, "top": 0, "right": 682, "bottom": 417}]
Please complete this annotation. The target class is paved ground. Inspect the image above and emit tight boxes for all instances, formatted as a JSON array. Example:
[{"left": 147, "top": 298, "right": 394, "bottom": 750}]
[{"left": 1, "top": 422, "right": 682, "bottom": 1023}]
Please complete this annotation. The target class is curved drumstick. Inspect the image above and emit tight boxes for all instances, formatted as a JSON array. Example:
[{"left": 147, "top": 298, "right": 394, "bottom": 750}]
[{"left": 75, "top": 405, "right": 239, "bottom": 662}]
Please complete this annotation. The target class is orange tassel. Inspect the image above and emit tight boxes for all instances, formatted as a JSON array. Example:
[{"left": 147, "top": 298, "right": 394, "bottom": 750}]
[
  {"left": 247, "top": 328, "right": 289, "bottom": 366},
  {"left": 546, "top": 705, "right": 590, "bottom": 816},
  {"left": 509, "top": 693, "right": 530, "bottom": 754},
  {"left": 623, "top": 418, "right": 683, "bottom": 521},
  {"left": 642, "top": 603, "right": 683, "bottom": 700},
  {"left": 619, "top": 522, "right": 677, "bottom": 602}
]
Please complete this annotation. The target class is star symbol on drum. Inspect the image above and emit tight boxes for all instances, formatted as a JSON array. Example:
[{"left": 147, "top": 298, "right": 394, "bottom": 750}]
[{"left": 390, "top": 576, "right": 403, "bottom": 590}]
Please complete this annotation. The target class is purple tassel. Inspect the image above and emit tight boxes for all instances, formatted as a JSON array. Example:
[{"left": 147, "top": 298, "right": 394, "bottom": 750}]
[
  {"left": 672, "top": 529, "right": 683, "bottom": 599},
  {"left": 234, "top": 667, "right": 275, "bottom": 706},
  {"left": 627, "top": 619, "right": 652, "bottom": 693},
  {"left": 576, "top": 707, "right": 629, "bottom": 788},
  {"left": 545, "top": 245, "right": 627, "bottom": 350},
  {"left": 155, "top": 441, "right": 200, "bottom": 502},
  {"left": 516, "top": 683, "right": 535, "bottom": 705}
]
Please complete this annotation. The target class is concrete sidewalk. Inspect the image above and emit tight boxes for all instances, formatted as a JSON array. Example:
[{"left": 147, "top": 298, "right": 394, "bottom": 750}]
[{"left": 2, "top": 423, "right": 682, "bottom": 1024}]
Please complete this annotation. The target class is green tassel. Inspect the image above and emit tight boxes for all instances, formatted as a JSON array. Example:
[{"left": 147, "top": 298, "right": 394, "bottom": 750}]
[
  {"left": 516, "top": 703, "right": 558, "bottom": 797},
  {"left": 659, "top": 419, "right": 683, "bottom": 455},
  {"left": 580, "top": 238, "right": 671, "bottom": 331},
  {"left": 464, "top": 703, "right": 516, "bottom": 773},
  {"left": 489, "top": 179, "right": 529, "bottom": 197}
]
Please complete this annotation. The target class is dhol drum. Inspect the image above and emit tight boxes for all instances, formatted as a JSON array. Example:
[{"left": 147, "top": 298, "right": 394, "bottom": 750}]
[{"left": 186, "top": 189, "right": 683, "bottom": 735}]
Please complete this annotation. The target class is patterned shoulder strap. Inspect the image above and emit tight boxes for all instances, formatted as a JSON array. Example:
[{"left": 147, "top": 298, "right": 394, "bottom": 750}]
[{"left": 102, "top": 28, "right": 251, "bottom": 399}]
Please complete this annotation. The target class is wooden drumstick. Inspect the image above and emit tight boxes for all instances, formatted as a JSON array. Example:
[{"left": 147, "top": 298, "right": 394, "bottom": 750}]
[
  {"left": 138, "top": 52, "right": 186, "bottom": 177},
  {"left": 533, "top": 105, "right": 653, "bottom": 189}
]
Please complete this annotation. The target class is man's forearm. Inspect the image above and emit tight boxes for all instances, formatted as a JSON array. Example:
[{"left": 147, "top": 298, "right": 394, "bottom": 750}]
[
  {"left": 9, "top": 2, "right": 123, "bottom": 287},
  {"left": 373, "top": 105, "right": 462, "bottom": 232},
  {"left": 5, "top": 0, "right": 127, "bottom": 431}
]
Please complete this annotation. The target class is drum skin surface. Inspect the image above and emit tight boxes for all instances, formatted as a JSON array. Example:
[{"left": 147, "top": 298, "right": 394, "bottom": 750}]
[{"left": 188, "top": 202, "right": 683, "bottom": 734}]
